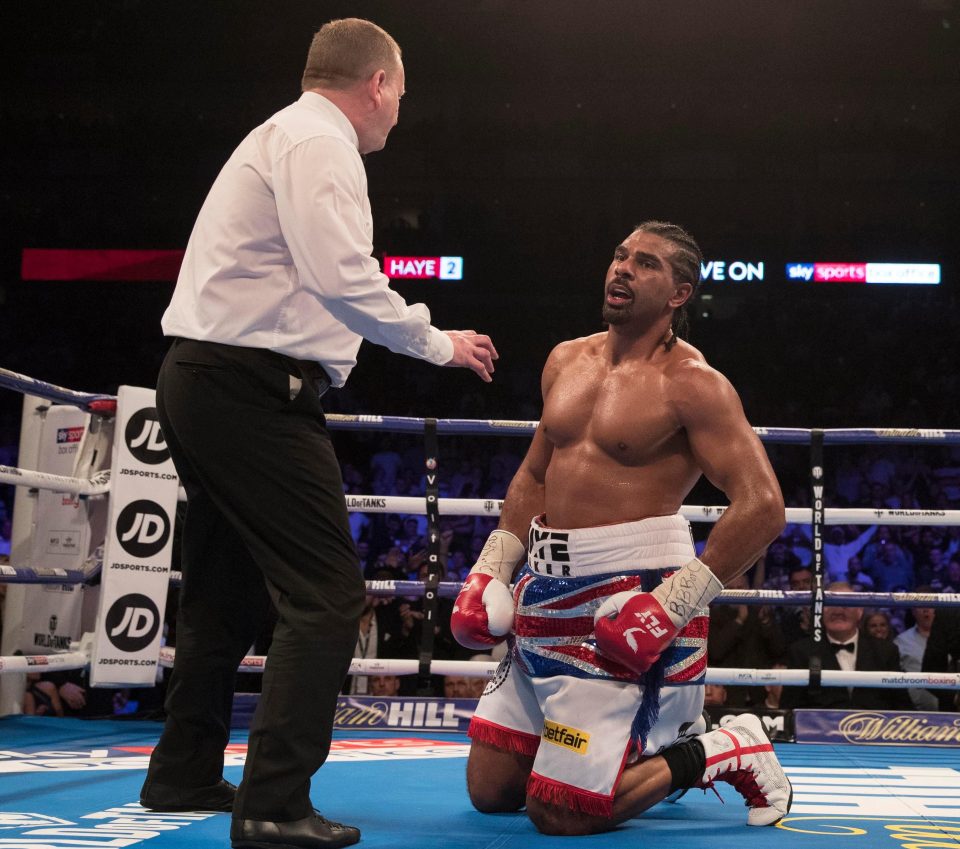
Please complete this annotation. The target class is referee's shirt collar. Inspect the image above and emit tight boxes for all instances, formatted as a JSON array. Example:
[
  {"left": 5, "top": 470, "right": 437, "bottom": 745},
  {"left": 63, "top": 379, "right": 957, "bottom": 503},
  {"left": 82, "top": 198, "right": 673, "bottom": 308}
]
[{"left": 298, "top": 91, "right": 360, "bottom": 150}]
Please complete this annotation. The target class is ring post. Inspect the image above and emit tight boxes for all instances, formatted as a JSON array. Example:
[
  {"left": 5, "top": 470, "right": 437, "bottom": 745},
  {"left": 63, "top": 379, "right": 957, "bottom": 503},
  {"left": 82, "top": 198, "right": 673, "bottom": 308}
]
[
  {"left": 89, "top": 387, "right": 179, "bottom": 686},
  {"left": 808, "top": 428, "right": 825, "bottom": 696},
  {"left": 417, "top": 418, "right": 442, "bottom": 695}
]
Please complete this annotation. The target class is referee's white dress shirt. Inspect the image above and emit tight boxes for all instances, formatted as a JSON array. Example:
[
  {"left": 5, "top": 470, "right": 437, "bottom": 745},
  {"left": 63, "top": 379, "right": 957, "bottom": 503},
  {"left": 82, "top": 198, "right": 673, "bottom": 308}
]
[{"left": 162, "top": 92, "right": 454, "bottom": 387}]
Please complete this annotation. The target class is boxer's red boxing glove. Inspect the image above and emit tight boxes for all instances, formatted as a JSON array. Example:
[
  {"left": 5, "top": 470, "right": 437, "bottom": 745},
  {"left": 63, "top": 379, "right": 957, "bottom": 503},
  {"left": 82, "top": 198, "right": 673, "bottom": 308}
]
[
  {"left": 451, "top": 529, "right": 525, "bottom": 650},
  {"left": 594, "top": 557, "right": 723, "bottom": 676},
  {"left": 450, "top": 572, "right": 515, "bottom": 649},
  {"left": 593, "top": 591, "right": 680, "bottom": 675}
]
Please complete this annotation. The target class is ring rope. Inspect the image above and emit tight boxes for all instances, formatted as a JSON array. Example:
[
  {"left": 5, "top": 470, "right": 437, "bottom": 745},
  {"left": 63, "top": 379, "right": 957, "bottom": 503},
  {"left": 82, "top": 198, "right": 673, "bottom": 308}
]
[
  {"left": 5, "top": 646, "right": 958, "bottom": 692},
  {"left": 0, "top": 464, "right": 111, "bottom": 497},
  {"left": 152, "top": 648, "right": 960, "bottom": 690},
  {"left": 4, "top": 563, "right": 960, "bottom": 611},
  {"left": 0, "top": 366, "right": 116, "bottom": 414},
  {"left": 359, "top": 582, "right": 960, "bottom": 610},
  {"left": 0, "top": 651, "right": 89, "bottom": 675},
  {"left": 4, "top": 463, "right": 959, "bottom": 528}
]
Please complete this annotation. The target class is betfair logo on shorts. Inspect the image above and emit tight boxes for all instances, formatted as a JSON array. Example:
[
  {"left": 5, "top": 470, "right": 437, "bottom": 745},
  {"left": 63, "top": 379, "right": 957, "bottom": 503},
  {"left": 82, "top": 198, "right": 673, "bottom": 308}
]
[{"left": 542, "top": 720, "right": 590, "bottom": 754}]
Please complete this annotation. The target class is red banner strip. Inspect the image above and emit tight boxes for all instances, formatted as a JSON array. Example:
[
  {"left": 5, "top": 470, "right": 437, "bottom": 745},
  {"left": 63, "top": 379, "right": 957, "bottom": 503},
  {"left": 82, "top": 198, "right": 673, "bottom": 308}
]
[{"left": 21, "top": 249, "right": 185, "bottom": 281}]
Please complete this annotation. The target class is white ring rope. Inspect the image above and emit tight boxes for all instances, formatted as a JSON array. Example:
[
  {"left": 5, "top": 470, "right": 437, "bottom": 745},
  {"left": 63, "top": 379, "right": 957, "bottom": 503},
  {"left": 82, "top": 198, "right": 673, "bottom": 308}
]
[
  {"left": 6, "top": 645, "right": 958, "bottom": 691},
  {"left": 7, "top": 638, "right": 959, "bottom": 691},
  {"left": 0, "top": 651, "right": 89, "bottom": 675},
  {"left": 0, "top": 464, "right": 111, "bottom": 497},
  {"left": 338, "top": 496, "right": 960, "bottom": 527},
  {"left": 151, "top": 647, "right": 960, "bottom": 690}
]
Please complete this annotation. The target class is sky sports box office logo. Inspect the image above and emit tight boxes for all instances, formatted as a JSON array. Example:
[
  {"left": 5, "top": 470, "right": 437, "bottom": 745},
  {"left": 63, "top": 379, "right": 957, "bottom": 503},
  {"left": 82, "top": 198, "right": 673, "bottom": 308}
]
[
  {"left": 56, "top": 426, "right": 85, "bottom": 443},
  {"left": 786, "top": 262, "right": 941, "bottom": 284}
]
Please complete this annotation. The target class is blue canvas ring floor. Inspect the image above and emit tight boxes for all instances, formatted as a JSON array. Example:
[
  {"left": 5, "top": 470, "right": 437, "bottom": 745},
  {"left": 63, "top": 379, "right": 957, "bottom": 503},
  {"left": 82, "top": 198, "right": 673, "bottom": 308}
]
[{"left": 2, "top": 716, "right": 959, "bottom": 848}]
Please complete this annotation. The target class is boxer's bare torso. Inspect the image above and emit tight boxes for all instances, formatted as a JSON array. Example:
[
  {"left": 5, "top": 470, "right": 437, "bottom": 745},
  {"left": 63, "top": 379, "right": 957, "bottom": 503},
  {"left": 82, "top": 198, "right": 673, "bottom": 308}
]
[{"left": 539, "top": 332, "right": 706, "bottom": 528}]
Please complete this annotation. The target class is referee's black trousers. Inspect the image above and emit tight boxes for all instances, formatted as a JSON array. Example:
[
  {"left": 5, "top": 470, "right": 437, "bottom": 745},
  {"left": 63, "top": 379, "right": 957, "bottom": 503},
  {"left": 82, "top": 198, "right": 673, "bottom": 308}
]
[{"left": 142, "top": 338, "right": 364, "bottom": 821}]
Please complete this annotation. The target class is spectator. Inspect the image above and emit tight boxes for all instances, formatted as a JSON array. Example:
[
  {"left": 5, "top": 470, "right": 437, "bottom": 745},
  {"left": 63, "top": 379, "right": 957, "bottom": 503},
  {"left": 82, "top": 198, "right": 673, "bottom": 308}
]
[
  {"left": 847, "top": 556, "right": 875, "bottom": 591},
  {"left": 826, "top": 526, "right": 879, "bottom": 583},
  {"left": 447, "top": 459, "right": 483, "bottom": 504},
  {"left": 23, "top": 672, "right": 64, "bottom": 716},
  {"left": 443, "top": 674, "right": 486, "bottom": 699},
  {"left": 916, "top": 547, "right": 945, "bottom": 587},
  {"left": 863, "top": 611, "right": 893, "bottom": 642},
  {"left": 863, "top": 534, "right": 915, "bottom": 592},
  {"left": 761, "top": 664, "right": 787, "bottom": 711},
  {"left": 868, "top": 481, "right": 900, "bottom": 509},
  {"left": 764, "top": 540, "right": 802, "bottom": 587},
  {"left": 703, "top": 683, "right": 728, "bottom": 707},
  {"left": 443, "top": 654, "right": 491, "bottom": 699},
  {"left": 346, "top": 495, "right": 371, "bottom": 546},
  {"left": 943, "top": 528, "right": 960, "bottom": 561},
  {"left": 369, "top": 675, "right": 402, "bottom": 697},
  {"left": 921, "top": 607, "right": 960, "bottom": 712},
  {"left": 942, "top": 559, "right": 960, "bottom": 593},
  {"left": 367, "top": 514, "right": 404, "bottom": 561},
  {"left": 786, "top": 528, "right": 812, "bottom": 568},
  {"left": 894, "top": 590, "right": 938, "bottom": 711},
  {"left": 707, "top": 574, "right": 786, "bottom": 707},
  {"left": 834, "top": 455, "right": 864, "bottom": 505},
  {"left": 781, "top": 582, "right": 911, "bottom": 711},
  {"left": 357, "top": 540, "right": 376, "bottom": 578},
  {"left": 445, "top": 550, "right": 468, "bottom": 582},
  {"left": 778, "top": 566, "right": 813, "bottom": 645},
  {"left": 865, "top": 447, "right": 897, "bottom": 490},
  {"left": 370, "top": 437, "right": 403, "bottom": 495},
  {"left": 343, "top": 578, "right": 417, "bottom": 696}
]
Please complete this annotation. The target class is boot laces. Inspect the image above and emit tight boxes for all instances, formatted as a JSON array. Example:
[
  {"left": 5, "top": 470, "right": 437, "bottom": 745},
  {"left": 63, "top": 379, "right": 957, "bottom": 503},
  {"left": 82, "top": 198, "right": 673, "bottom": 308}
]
[{"left": 724, "top": 766, "right": 768, "bottom": 808}]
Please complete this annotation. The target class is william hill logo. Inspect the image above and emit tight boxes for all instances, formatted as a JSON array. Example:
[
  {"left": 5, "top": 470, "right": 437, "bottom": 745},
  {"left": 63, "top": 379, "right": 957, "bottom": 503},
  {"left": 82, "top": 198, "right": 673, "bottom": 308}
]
[
  {"left": 542, "top": 720, "right": 590, "bottom": 754},
  {"left": 838, "top": 712, "right": 960, "bottom": 746}
]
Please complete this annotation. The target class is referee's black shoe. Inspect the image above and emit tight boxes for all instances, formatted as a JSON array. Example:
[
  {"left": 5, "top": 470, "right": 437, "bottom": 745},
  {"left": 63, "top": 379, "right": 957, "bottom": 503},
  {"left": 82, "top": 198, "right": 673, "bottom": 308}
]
[{"left": 231, "top": 812, "right": 360, "bottom": 849}]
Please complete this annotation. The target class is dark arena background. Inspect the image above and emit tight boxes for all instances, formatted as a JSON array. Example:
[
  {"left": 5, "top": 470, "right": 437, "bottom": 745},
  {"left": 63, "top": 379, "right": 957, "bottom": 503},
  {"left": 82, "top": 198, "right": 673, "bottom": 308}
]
[{"left": 1, "top": 3, "right": 959, "bottom": 849}]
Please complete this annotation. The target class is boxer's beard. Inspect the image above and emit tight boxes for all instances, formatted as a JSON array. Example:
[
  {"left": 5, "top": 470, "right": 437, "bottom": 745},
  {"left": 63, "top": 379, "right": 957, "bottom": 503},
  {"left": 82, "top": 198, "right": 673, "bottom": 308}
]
[{"left": 601, "top": 300, "right": 635, "bottom": 325}]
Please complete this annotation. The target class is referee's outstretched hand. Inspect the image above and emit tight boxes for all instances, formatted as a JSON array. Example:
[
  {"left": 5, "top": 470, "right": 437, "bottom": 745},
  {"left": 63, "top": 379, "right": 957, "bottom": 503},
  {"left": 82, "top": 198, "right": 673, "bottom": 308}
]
[{"left": 444, "top": 330, "right": 498, "bottom": 382}]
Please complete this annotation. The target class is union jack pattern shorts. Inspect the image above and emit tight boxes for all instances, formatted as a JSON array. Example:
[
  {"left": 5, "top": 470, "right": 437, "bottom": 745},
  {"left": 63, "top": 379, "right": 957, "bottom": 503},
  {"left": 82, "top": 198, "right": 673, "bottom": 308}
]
[{"left": 469, "top": 513, "right": 708, "bottom": 815}]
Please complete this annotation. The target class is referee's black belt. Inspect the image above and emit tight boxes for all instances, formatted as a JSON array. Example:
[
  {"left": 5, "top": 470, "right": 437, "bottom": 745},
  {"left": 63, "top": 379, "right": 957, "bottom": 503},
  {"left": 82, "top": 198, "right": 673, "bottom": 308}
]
[{"left": 169, "top": 338, "right": 332, "bottom": 397}]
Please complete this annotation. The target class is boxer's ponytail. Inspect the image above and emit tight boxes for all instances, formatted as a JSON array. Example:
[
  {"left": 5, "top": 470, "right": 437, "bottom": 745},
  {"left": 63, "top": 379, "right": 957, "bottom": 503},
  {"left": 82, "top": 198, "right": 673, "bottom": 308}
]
[{"left": 633, "top": 221, "right": 702, "bottom": 349}]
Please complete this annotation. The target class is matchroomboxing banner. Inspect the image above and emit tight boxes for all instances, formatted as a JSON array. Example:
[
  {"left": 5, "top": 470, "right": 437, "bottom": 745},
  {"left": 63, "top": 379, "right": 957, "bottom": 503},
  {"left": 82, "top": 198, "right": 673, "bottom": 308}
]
[{"left": 90, "top": 386, "right": 179, "bottom": 686}]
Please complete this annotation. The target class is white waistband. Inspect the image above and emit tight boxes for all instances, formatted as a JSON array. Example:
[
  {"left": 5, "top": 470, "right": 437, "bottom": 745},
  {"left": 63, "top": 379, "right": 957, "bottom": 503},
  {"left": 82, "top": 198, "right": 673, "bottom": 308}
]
[{"left": 527, "top": 514, "right": 695, "bottom": 578}]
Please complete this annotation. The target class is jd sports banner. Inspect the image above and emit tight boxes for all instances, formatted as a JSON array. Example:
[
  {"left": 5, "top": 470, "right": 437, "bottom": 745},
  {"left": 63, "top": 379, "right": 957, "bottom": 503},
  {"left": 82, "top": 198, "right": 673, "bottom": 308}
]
[{"left": 90, "top": 386, "right": 179, "bottom": 686}]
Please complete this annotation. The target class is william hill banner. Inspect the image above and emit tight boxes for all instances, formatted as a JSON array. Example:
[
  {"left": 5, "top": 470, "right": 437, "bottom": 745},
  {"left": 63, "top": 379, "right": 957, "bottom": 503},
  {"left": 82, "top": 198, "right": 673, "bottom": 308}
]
[
  {"left": 231, "top": 695, "right": 477, "bottom": 732},
  {"left": 795, "top": 709, "right": 960, "bottom": 748}
]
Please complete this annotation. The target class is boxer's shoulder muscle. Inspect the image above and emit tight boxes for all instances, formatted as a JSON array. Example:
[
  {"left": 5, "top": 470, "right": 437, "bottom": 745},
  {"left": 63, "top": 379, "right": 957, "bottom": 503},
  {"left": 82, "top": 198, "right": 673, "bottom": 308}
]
[
  {"left": 665, "top": 348, "right": 744, "bottom": 428},
  {"left": 541, "top": 334, "right": 603, "bottom": 395}
]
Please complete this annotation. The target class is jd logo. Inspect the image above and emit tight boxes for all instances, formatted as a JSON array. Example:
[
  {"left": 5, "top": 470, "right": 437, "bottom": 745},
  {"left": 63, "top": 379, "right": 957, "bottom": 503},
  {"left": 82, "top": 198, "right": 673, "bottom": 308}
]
[
  {"left": 116, "top": 500, "right": 170, "bottom": 558},
  {"left": 105, "top": 593, "right": 160, "bottom": 652},
  {"left": 124, "top": 408, "right": 169, "bottom": 464}
]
